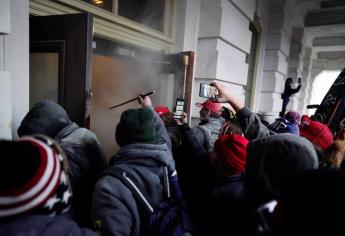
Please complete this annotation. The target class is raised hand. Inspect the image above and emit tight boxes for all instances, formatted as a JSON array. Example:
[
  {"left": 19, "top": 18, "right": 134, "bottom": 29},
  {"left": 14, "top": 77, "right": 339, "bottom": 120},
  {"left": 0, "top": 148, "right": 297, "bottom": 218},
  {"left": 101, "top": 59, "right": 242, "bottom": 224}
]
[
  {"left": 210, "top": 81, "right": 244, "bottom": 112},
  {"left": 175, "top": 112, "right": 188, "bottom": 126},
  {"left": 138, "top": 94, "right": 153, "bottom": 107}
]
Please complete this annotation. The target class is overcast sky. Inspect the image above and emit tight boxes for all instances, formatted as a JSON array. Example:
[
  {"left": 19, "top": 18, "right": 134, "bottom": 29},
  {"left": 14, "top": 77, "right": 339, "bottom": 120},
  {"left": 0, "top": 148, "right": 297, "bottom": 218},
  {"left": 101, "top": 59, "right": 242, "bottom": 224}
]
[{"left": 309, "top": 70, "right": 340, "bottom": 115}]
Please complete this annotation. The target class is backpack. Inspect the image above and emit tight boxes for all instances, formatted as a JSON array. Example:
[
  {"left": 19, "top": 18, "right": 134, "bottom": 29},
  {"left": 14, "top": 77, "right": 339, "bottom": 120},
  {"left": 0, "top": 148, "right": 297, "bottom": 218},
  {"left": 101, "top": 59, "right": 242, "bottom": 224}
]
[{"left": 99, "top": 167, "right": 195, "bottom": 236}]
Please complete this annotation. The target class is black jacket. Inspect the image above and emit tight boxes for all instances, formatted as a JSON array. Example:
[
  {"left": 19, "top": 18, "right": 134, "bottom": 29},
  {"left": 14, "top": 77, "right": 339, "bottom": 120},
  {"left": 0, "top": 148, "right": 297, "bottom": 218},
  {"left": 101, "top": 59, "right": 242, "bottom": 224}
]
[
  {"left": 0, "top": 215, "right": 97, "bottom": 236},
  {"left": 179, "top": 123, "right": 246, "bottom": 235}
]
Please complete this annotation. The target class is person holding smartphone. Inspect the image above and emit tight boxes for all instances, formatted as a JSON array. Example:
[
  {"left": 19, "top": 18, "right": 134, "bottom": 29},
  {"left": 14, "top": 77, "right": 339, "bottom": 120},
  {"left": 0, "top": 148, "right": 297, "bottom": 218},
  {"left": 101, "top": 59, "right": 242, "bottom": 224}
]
[
  {"left": 193, "top": 99, "right": 224, "bottom": 155},
  {"left": 280, "top": 77, "right": 302, "bottom": 117}
]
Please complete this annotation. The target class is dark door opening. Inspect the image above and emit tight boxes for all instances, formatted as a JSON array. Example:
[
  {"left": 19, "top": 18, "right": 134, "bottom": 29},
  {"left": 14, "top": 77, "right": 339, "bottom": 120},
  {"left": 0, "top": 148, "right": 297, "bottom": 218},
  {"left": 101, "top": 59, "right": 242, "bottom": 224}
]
[{"left": 29, "top": 13, "right": 93, "bottom": 127}]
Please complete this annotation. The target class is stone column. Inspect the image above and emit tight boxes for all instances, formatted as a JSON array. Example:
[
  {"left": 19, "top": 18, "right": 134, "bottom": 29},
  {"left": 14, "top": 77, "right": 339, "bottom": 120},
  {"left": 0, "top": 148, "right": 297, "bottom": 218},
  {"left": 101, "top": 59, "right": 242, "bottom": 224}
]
[
  {"left": 287, "top": 28, "right": 304, "bottom": 112},
  {"left": 0, "top": 0, "right": 12, "bottom": 139},
  {"left": 193, "top": 0, "right": 255, "bottom": 118},
  {"left": 6, "top": 0, "right": 29, "bottom": 138},
  {"left": 259, "top": 0, "right": 292, "bottom": 116},
  {"left": 298, "top": 47, "right": 313, "bottom": 114}
]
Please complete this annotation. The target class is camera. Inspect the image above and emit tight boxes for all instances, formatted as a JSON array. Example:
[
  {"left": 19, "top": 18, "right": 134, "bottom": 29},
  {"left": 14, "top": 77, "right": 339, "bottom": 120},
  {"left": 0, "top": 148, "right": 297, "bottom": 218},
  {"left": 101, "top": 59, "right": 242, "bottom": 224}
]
[{"left": 199, "top": 83, "right": 218, "bottom": 99}]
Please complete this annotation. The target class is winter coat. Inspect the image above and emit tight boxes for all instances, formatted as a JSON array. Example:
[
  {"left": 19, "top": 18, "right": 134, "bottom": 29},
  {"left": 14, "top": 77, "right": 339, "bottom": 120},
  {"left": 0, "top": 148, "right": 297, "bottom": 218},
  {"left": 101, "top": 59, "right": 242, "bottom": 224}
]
[
  {"left": 282, "top": 83, "right": 301, "bottom": 99},
  {"left": 17, "top": 100, "right": 107, "bottom": 226},
  {"left": 91, "top": 108, "right": 174, "bottom": 236},
  {"left": 0, "top": 215, "right": 97, "bottom": 236},
  {"left": 179, "top": 123, "right": 246, "bottom": 235},
  {"left": 206, "top": 174, "right": 246, "bottom": 236},
  {"left": 192, "top": 117, "right": 223, "bottom": 154}
]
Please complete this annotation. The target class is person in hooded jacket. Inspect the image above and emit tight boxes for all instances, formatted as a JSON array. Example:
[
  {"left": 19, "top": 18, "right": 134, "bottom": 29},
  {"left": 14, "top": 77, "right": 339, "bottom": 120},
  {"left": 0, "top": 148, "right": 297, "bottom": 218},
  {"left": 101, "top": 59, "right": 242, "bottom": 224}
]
[
  {"left": 91, "top": 95, "right": 175, "bottom": 236},
  {"left": 17, "top": 100, "right": 107, "bottom": 226},
  {"left": 193, "top": 99, "right": 224, "bottom": 154},
  {"left": 0, "top": 136, "right": 97, "bottom": 236}
]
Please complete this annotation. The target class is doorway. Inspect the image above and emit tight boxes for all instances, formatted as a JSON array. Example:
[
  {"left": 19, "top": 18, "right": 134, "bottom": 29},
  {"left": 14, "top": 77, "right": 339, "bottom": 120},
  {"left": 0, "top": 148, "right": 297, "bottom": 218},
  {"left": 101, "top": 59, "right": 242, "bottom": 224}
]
[
  {"left": 29, "top": 13, "right": 93, "bottom": 127},
  {"left": 90, "top": 37, "right": 194, "bottom": 158}
]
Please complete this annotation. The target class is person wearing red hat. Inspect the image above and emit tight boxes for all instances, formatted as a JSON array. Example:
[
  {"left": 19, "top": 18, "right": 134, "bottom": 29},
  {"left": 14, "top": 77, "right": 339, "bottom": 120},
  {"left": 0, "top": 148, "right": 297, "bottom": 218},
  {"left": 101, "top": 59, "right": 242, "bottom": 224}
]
[
  {"left": 154, "top": 105, "right": 182, "bottom": 160},
  {"left": 175, "top": 111, "right": 249, "bottom": 235},
  {"left": 193, "top": 99, "right": 224, "bottom": 155},
  {"left": 154, "top": 105, "right": 170, "bottom": 116}
]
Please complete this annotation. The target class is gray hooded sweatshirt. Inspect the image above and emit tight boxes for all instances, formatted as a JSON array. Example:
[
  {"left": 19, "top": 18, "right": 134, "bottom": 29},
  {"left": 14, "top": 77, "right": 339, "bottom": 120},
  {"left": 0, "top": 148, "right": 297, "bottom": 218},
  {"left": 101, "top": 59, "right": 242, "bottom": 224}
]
[{"left": 91, "top": 108, "right": 174, "bottom": 236}]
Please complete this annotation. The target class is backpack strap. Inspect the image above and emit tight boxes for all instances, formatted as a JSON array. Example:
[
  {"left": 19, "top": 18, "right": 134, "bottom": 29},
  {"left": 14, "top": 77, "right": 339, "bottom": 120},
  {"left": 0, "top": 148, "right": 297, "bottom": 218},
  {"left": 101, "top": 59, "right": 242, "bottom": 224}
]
[
  {"left": 98, "top": 169, "right": 154, "bottom": 213},
  {"left": 162, "top": 166, "right": 170, "bottom": 198},
  {"left": 196, "top": 125, "right": 212, "bottom": 152}
]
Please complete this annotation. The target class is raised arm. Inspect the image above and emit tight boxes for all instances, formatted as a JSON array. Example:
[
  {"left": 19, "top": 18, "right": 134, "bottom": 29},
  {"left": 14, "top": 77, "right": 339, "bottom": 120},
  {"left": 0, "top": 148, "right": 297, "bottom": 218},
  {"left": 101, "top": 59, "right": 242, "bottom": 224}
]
[
  {"left": 138, "top": 95, "right": 172, "bottom": 150},
  {"left": 211, "top": 81, "right": 271, "bottom": 140}
]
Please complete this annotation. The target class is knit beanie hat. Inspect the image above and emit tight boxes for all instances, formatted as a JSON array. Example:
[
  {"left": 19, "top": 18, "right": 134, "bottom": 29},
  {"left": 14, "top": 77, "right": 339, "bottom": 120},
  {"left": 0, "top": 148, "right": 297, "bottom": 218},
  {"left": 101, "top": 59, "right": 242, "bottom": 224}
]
[
  {"left": 116, "top": 107, "right": 156, "bottom": 147},
  {"left": 284, "top": 111, "right": 301, "bottom": 125},
  {"left": 268, "top": 118, "right": 299, "bottom": 135},
  {"left": 214, "top": 134, "right": 249, "bottom": 175},
  {"left": 0, "top": 136, "right": 72, "bottom": 219},
  {"left": 299, "top": 115, "right": 333, "bottom": 151}
]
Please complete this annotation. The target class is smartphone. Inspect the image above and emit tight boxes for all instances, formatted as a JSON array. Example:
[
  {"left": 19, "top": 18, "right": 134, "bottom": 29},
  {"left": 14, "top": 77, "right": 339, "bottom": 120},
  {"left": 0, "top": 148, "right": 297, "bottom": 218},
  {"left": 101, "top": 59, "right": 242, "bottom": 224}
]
[
  {"left": 199, "top": 83, "right": 218, "bottom": 99},
  {"left": 174, "top": 98, "right": 184, "bottom": 119}
]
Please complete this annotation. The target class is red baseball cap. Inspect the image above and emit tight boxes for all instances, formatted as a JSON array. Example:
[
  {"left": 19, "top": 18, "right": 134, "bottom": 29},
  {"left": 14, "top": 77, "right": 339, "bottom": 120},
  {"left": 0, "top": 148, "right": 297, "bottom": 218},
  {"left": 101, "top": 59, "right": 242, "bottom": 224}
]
[
  {"left": 299, "top": 117, "right": 333, "bottom": 151},
  {"left": 154, "top": 106, "right": 170, "bottom": 116},
  {"left": 197, "top": 99, "right": 221, "bottom": 114}
]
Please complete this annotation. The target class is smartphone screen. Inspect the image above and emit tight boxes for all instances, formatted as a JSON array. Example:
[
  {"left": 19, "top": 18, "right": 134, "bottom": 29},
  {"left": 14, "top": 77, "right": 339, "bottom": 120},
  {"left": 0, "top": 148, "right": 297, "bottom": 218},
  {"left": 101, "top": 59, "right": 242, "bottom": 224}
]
[
  {"left": 174, "top": 98, "right": 184, "bottom": 119},
  {"left": 199, "top": 83, "right": 218, "bottom": 99}
]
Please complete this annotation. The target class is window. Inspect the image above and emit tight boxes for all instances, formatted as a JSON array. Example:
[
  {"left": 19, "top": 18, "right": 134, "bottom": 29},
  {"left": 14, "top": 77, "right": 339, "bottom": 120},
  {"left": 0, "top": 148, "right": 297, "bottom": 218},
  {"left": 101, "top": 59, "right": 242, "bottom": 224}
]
[
  {"left": 118, "top": 0, "right": 165, "bottom": 32},
  {"left": 81, "top": 0, "right": 166, "bottom": 32},
  {"left": 82, "top": 0, "right": 114, "bottom": 12}
]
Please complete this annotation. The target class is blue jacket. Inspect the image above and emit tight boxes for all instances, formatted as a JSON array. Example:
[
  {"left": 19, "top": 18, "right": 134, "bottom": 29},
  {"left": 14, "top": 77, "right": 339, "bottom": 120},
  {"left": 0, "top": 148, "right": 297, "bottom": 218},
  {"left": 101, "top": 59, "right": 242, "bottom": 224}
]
[
  {"left": 0, "top": 215, "right": 97, "bottom": 236},
  {"left": 91, "top": 108, "right": 174, "bottom": 236}
]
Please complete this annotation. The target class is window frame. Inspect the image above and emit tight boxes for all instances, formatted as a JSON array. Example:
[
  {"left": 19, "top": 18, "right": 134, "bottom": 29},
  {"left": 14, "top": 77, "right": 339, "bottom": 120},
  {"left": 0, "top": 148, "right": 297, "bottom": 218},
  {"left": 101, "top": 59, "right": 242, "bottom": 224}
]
[
  {"left": 29, "top": 0, "right": 175, "bottom": 51},
  {"left": 57, "top": 0, "right": 174, "bottom": 39}
]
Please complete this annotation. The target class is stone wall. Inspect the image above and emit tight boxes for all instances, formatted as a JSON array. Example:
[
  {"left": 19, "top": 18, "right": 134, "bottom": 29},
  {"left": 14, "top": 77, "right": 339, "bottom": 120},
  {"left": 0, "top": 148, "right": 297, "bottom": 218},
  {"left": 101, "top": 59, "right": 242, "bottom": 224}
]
[
  {"left": 0, "top": 0, "right": 29, "bottom": 139},
  {"left": 192, "top": 0, "right": 261, "bottom": 118},
  {"left": 0, "top": 0, "right": 12, "bottom": 139}
]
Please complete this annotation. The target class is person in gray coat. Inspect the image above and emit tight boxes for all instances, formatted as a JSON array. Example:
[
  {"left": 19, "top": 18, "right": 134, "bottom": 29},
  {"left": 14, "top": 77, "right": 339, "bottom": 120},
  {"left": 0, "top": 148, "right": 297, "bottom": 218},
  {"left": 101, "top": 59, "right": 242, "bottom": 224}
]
[
  {"left": 17, "top": 100, "right": 107, "bottom": 226},
  {"left": 193, "top": 99, "right": 224, "bottom": 154},
  {"left": 91, "top": 95, "right": 174, "bottom": 236}
]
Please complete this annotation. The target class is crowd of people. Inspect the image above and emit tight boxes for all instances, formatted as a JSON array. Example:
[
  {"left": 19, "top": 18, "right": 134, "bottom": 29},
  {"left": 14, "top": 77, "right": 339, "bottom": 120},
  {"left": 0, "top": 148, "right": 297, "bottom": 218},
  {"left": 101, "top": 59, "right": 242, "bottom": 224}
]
[{"left": 1, "top": 81, "right": 345, "bottom": 236}]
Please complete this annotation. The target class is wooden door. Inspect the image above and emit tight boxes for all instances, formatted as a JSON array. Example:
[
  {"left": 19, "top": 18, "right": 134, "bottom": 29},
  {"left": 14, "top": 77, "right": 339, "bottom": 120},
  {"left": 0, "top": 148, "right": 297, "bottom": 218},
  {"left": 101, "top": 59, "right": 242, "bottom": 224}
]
[{"left": 30, "top": 13, "right": 93, "bottom": 127}]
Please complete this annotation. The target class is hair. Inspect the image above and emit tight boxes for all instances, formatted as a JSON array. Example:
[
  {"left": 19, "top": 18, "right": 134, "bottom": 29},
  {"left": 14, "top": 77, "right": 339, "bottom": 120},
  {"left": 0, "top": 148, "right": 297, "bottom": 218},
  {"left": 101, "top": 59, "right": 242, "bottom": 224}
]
[
  {"left": 199, "top": 108, "right": 221, "bottom": 125},
  {"left": 284, "top": 78, "right": 293, "bottom": 90},
  {"left": 312, "top": 142, "right": 327, "bottom": 168},
  {"left": 324, "top": 140, "right": 345, "bottom": 169},
  {"left": 160, "top": 112, "right": 177, "bottom": 126},
  {"left": 221, "top": 107, "right": 235, "bottom": 121}
]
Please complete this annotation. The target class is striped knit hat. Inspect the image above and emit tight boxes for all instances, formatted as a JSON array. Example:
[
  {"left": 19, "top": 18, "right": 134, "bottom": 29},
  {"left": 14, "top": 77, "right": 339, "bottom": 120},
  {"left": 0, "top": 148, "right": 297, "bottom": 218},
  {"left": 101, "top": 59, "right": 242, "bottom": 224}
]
[{"left": 0, "top": 136, "right": 72, "bottom": 218}]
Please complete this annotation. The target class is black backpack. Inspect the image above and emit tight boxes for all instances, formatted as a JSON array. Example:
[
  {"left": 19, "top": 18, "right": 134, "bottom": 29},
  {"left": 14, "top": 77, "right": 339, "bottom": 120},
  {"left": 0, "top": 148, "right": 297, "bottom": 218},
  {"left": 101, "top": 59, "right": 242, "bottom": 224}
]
[{"left": 99, "top": 166, "right": 195, "bottom": 236}]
